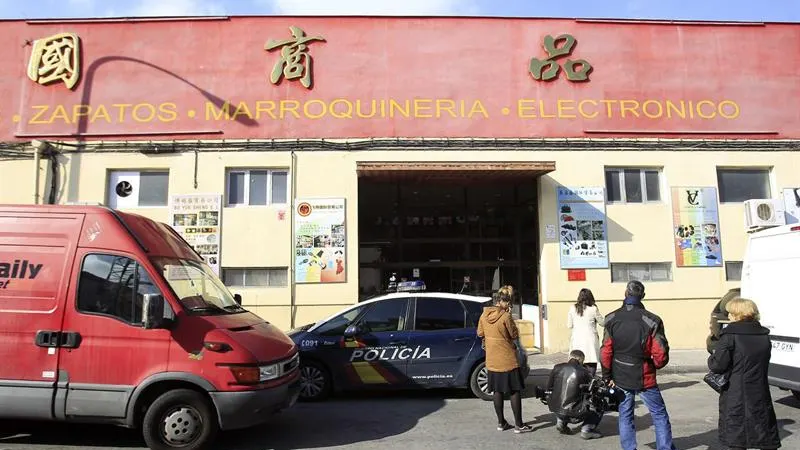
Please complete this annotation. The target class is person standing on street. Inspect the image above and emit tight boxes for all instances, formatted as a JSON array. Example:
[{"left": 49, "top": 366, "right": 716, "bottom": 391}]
[
  {"left": 477, "top": 288, "right": 533, "bottom": 434},
  {"left": 600, "top": 280, "right": 676, "bottom": 450},
  {"left": 707, "top": 297, "right": 781, "bottom": 450},
  {"left": 568, "top": 288, "right": 605, "bottom": 376}
]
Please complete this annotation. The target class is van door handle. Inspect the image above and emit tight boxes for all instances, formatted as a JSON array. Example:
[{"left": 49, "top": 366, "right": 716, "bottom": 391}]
[
  {"left": 389, "top": 340, "right": 407, "bottom": 346},
  {"left": 453, "top": 337, "right": 472, "bottom": 342},
  {"left": 35, "top": 330, "right": 60, "bottom": 348},
  {"left": 60, "top": 331, "right": 82, "bottom": 349}
]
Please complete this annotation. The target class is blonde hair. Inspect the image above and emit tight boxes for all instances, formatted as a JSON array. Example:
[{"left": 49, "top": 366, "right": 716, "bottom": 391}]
[
  {"left": 726, "top": 297, "right": 760, "bottom": 322},
  {"left": 495, "top": 285, "right": 514, "bottom": 304}
]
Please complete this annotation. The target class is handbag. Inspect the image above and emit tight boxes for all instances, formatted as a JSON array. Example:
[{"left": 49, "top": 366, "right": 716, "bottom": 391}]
[{"left": 703, "top": 371, "right": 730, "bottom": 394}]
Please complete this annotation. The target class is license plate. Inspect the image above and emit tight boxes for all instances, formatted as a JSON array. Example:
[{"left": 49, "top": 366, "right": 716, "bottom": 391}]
[{"left": 772, "top": 341, "right": 796, "bottom": 352}]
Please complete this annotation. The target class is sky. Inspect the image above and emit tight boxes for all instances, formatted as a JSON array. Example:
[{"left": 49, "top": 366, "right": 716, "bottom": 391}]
[{"left": 0, "top": 0, "right": 798, "bottom": 22}]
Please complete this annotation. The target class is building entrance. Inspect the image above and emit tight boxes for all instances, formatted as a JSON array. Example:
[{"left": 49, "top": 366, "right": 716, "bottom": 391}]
[{"left": 356, "top": 162, "right": 553, "bottom": 312}]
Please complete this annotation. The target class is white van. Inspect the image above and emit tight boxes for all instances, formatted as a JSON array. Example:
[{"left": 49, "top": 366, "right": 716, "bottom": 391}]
[{"left": 741, "top": 223, "right": 800, "bottom": 400}]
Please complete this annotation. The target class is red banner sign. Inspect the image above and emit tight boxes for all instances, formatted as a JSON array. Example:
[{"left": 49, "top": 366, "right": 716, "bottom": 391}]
[{"left": 1, "top": 18, "right": 796, "bottom": 141}]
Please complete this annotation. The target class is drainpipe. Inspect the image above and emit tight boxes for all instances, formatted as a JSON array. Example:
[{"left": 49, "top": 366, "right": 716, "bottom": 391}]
[
  {"left": 31, "top": 140, "right": 44, "bottom": 205},
  {"left": 289, "top": 150, "right": 297, "bottom": 328}
]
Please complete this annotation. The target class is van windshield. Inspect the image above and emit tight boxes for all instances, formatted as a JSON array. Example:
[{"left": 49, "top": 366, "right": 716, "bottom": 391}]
[{"left": 152, "top": 257, "right": 244, "bottom": 315}]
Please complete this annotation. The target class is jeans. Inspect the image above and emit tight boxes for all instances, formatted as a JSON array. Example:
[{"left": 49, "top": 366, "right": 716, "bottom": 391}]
[
  {"left": 556, "top": 410, "right": 602, "bottom": 433},
  {"left": 618, "top": 387, "right": 677, "bottom": 450}
]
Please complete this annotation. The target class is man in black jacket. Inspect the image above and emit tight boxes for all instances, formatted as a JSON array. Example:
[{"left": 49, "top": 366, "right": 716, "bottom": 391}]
[
  {"left": 600, "top": 280, "right": 676, "bottom": 450},
  {"left": 546, "top": 350, "right": 603, "bottom": 440}
]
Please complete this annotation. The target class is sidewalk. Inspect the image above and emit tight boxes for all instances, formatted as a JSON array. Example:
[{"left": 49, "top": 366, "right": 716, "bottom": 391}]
[{"left": 528, "top": 349, "right": 710, "bottom": 375}]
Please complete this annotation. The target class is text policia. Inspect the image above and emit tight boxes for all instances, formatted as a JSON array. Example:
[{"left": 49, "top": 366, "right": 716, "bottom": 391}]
[
  {"left": 350, "top": 346, "right": 432, "bottom": 362},
  {"left": 0, "top": 259, "right": 43, "bottom": 289}
]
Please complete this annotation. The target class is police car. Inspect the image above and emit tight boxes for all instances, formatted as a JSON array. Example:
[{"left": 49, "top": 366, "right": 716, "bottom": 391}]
[{"left": 287, "top": 280, "right": 530, "bottom": 401}]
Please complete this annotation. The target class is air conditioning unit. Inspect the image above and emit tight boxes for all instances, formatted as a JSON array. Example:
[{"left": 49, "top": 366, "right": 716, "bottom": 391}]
[{"left": 744, "top": 199, "right": 786, "bottom": 230}]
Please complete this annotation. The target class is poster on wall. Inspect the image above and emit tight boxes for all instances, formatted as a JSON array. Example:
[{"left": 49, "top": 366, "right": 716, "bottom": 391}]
[
  {"left": 294, "top": 198, "right": 346, "bottom": 283},
  {"left": 169, "top": 194, "right": 222, "bottom": 275},
  {"left": 782, "top": 188, "right": 800, "bottom": 225},
  {"left": 556, "top": 187, "right": 609, "bottom": 269},
  {"left": 670, "top": 187, "right": 723, "bottom": 267}
]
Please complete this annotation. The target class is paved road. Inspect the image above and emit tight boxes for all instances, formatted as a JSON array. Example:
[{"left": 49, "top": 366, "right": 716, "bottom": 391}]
[{"left": 1, "top": 373, "right": 798, "bottom": 450}]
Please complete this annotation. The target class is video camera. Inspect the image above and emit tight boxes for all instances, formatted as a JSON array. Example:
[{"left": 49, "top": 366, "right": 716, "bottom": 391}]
[{"left": 533, "top": 377, "right": 621, "bottom": 414}]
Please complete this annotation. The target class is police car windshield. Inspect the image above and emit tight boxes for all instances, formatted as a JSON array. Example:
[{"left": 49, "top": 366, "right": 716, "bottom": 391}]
[
  {"left": 314, "top": 305, "right": 367, "bottom": 336},
  {"left": 152, "top": 257, "right": 243, "bottom": 314}
]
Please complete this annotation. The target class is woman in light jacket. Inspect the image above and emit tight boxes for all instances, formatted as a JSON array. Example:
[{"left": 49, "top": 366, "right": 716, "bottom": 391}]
[
  {"left": 477, "top": 287, "right": 533, "bottom": 434},
  {"left": 567, "top": 288, "right": 605, "bottom": 376},
  {"left": 707, "top": 297, "right": 781, "bottom": 450}
]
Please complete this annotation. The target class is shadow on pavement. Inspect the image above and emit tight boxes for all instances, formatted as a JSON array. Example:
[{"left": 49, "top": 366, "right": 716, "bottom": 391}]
[
  {"left": 644, "top": 418, "right": 796, "bottom": 450},
  {"left": 776, "top": 391, "right": 800, "bottom": 409},
  {"left": 0, "top": 421, "right": 142, "bottom": 448},
  {"left": 658, "top": 380, "right": 700, "bottom": 391},
  {"left": 219, "top": 390, "right": 447, "bottom": 450},
  {"left": 0, "top": 390, "right": 448, "bottom": 450}
]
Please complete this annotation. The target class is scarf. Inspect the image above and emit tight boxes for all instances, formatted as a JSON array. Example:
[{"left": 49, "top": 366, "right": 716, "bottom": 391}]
[{"left": 624, "top": 295, "right": 643, "bottom": 306}]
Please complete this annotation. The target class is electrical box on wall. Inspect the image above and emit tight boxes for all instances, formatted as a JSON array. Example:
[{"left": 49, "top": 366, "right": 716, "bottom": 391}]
[{"left": 744, "top": 199, "right": 786, "bottom": 230}]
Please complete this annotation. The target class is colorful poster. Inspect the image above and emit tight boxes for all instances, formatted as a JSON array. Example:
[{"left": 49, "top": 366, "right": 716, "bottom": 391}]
[
  {"left": 782, "top": 188, "right": 800, "bottom": 225},
  {"left": 294, "top": 198, "right": 346, "bottom": 283},
  {"left": 169, "top": 194, "right": 222, "bottom": 275},
  {"left": 671, "top": 187, "right": 722, "bottom": 267},
  {"left": 557, "top": 187, "right": 609, "bottom": 269}
]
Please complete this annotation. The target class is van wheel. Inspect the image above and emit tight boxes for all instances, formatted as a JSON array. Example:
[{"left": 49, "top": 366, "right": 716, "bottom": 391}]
[
  {"left": 299, "top": 360, "right": 331, "bottom": 401},
  {"left": 792, "top": 390, "right": 800, "bottom": 401},
  {"left": 470, "top": 362, "right": 493, "bottom": 401},
  {"left": 142, "top": 389, "right": 218, "bottom": 450}
]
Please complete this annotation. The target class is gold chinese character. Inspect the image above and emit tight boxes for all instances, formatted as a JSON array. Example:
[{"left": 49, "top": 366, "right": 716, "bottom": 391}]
[
  {"left": 265, "top": 26, "right": 325, "bottom": 89},
  {"left": 27, "top": 33, "right": 81, "bottom": 90}
]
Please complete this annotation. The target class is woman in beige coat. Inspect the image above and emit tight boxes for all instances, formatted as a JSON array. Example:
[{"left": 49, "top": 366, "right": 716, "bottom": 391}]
[
  {"left": 477, "top": 287, "right": 533, "bottom": 434},
  {"left": 567, "top": 288, "right": 605, "bottom": 376}
]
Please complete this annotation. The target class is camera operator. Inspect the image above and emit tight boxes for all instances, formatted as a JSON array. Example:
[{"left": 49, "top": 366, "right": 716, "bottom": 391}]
[{"left": 543, "top": 350, "right": 603, "bottom": 440}]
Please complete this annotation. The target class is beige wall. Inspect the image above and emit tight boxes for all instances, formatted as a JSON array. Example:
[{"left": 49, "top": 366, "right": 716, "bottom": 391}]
[{"left": 3, "top": 144, "right": 799, "bottom": 351}]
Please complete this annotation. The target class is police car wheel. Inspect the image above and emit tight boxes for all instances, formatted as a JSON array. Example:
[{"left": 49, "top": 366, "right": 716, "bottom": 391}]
[
  {"left": 299, "top": 361, "right": 331, "bottom": 401},
  {"left": 470, "top": 362, "right": 493, "bottom": 401}
]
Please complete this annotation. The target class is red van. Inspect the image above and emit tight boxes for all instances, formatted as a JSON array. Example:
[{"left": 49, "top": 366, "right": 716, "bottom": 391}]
[{"left": 0, "top": 205, "right": 300, "bottom": 450}]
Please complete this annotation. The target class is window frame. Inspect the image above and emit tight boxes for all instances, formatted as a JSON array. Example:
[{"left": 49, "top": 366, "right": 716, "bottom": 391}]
[
  {"left": 610, "top": 262, "right": 673, "bottom": 283},
  {"left": 225, "top": 168, "right": 289, "bottom": 207},
  {"left": 75, "top": 252, "right": 164, "bottom": 327},
  {"left": 411, "top": 297, "right": 468, "bottom": 332},
  {"left": 222, "top": 267, "right": 288, "bottom": 288},
  {"left": 604, "top": 167, "right": 663, "bottom": 204},
  {"left": 716, "top": 167, "right": 773, "bottom": 204},
  {"left": 107, "top": 169, "right": 170, "bottom": 208}
]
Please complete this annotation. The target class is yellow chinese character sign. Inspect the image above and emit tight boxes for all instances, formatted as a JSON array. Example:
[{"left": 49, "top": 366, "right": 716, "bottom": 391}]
[
  {"left": 27, "top": 33, "right": 81, "bottom": 90},
  {"left": 265, "top": 26, "right": 325, "bottom": 89}
]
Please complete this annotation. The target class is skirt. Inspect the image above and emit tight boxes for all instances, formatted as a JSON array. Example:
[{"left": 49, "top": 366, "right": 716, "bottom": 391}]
[{"left": 487, "top": 367, "right": 526, "bottom": 394}]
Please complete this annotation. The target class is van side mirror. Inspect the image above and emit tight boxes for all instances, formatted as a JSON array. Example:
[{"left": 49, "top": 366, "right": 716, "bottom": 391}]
[
  {"left": 234, "top": 294, "right": 242, "bottom": 305},
  {"left": 143, "top": 294, "right": 166, "bottom": 329},
  {"left": 344, "top": 323, "right": 363, "bottom": 337}
]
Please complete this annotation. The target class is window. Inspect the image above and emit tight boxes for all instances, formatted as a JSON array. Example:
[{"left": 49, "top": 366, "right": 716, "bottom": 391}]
[
  {"left": 717, "top": 168, "right": 771, "bottom": 203},
  {"left": 315, "top": 305, "right": 367, "bottom": 336},
  {"left": 605, "top": 168, "right": 662, "bottom": 203},
  {"left": 414, "top": 298, "right": 467, "bottom": 331},
  {"left": 77, "top": 254, "right": 161, "bottom": 324},
  {"left": 226, "top": 169, "right": 288, "bottom": 206},
  {"left": 357, "top": 298, "right": 409, "bottom": 333},
  {"left": 463, "top": 299, "right": 490, "bottom": 327},
  {"left": 725, "top": 261, "right": 743, "bottom": 281},
  {"left": 107, "top": 171, "right": 169, "bottom": 208},
  {"left": 611, "top": 263, "right": 672, "bottom": 283},
  {"left": 222, "top": 268, "right": 288, "bottom": 287}
]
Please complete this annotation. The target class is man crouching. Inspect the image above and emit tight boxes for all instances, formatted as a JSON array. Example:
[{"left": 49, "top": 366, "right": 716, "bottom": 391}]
[{"left": 544, "top": 350, "right": 603, "bottom": 440}]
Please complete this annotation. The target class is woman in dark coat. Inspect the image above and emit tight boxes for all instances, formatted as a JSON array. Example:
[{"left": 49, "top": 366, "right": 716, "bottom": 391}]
[{"left": 707, "top": 297, "right": 781, "bottom": 450}]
